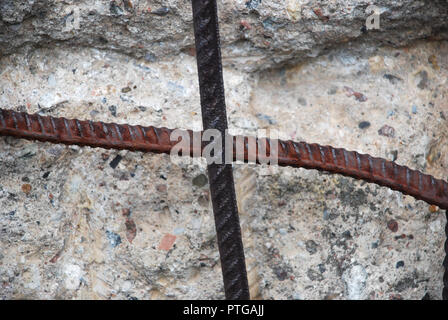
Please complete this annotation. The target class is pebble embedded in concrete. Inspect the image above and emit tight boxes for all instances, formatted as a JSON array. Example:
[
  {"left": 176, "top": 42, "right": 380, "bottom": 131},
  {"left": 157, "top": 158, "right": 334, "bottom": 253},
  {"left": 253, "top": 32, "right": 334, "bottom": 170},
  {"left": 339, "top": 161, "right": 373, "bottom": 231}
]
[{"left": 0, "top": 1, "right": 447, "bottom": 300}]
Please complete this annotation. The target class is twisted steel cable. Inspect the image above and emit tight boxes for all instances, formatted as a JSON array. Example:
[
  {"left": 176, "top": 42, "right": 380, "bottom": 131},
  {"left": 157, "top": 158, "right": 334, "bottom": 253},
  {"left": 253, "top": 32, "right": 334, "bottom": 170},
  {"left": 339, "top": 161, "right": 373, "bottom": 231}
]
[
  {"left": 1, "top": 107, "right": 448, "bottom": 299},
  {"left": 191, "top": 0, "right": 250, "bottom": 300}
]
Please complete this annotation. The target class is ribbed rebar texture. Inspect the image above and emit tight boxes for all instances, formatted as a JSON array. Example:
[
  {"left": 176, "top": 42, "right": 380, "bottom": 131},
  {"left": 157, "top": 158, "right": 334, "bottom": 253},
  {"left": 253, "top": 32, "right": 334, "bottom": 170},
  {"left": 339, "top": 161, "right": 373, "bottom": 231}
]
[
  {"left": 0, "top": 108, "right": 178, "bottom": 154},
  {"left": 2, "top": 107, "right": 448, "bottom": 298},
  {"left": 271, "top": 138, "right": 448, "bottom": 211},
  {"left": 191, "top": 0, "right": 250, "bottom": 300}
]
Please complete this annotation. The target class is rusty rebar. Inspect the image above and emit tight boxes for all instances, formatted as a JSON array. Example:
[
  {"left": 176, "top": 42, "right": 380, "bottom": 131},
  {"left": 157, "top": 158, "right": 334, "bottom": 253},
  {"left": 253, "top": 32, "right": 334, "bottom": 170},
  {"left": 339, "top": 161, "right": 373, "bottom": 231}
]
[
  {"left": 191, "top": 0, "right": 250, "bottom": 300},
  {"left": 444, "top": 211, "right": 448, "bottom": 300},
  {"left": 2, "top": 107, "right": 448, "bottom": 299}
]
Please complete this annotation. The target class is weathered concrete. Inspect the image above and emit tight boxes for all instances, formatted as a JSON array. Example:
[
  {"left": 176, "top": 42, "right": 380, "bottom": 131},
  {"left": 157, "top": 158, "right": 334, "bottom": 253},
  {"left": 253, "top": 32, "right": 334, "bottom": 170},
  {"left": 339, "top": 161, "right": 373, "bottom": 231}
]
[
  {"left": 0, "top": 1, "right": 447, "bottom": 300},
  {"left": 1, "top": 0, "right": 448, "bottom": 71}
]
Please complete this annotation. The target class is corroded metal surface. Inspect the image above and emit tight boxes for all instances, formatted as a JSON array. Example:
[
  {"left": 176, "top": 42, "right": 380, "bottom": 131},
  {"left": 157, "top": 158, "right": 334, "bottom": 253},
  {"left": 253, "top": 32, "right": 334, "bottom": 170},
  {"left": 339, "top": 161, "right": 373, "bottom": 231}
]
[
  {"left": 0, "top": 0, "right": 447, "bottom": 302},
  {"left": 191, "top": 0, "right": 250, "bottom": 300},
  {"left": 0, "top": 108, "right": 447, "bottom": 212},
  {"left": 1, "top": 106, "right": 448, "bottom": 299},
  {"left": 0, "top": 108, "right": 177, "bottom": 154}
]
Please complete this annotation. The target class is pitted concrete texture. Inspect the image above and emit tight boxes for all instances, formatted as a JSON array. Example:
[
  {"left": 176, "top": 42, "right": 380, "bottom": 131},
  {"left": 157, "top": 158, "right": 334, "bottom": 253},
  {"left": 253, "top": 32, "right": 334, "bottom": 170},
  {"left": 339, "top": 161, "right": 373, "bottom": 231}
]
[
  {"left": 1, "top": 0, "right": 448, "bottom": 71},
  {"left": 0, "top": 1, "right": 447, "bottom": 300}
]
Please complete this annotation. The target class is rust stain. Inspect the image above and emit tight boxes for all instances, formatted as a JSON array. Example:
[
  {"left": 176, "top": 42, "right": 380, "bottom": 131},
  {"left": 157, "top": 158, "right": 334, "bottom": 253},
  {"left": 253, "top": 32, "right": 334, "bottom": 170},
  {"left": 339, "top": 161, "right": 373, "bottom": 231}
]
[
  {"left": 159, "top": 234, "right": 176, "bottom": 251},
  {"left": 125, "top": 218, "right": 137, "bottom": 243}
]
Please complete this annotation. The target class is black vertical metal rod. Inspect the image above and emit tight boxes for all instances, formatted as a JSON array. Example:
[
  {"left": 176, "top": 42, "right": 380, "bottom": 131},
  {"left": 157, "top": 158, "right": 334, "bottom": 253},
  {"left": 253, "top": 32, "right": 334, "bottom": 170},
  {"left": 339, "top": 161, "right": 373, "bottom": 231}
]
[
  {"left": 191, "top": 0, "right": 250, "bottom": 299},
  {"left": 443, "top": 210, "right": 448, "bottom": 300}
]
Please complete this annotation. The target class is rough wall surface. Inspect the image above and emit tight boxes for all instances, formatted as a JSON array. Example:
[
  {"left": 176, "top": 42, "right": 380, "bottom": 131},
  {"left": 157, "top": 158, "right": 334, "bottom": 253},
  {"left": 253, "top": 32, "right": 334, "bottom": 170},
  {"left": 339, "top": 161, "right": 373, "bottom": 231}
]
[
  {"left": 1, "top": 0, "right": 448, "bottom": 71},
  {"left": 0, "top": 0, "right": 447, "bottom": 300}
]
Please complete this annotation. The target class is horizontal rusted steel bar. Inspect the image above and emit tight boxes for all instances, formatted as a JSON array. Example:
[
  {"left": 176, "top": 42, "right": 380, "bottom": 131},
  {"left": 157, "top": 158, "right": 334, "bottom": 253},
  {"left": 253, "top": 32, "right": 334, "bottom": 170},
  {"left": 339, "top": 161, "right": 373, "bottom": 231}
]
[{"left": 0, "top": 108, "right": 447, "bottom": 211}]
